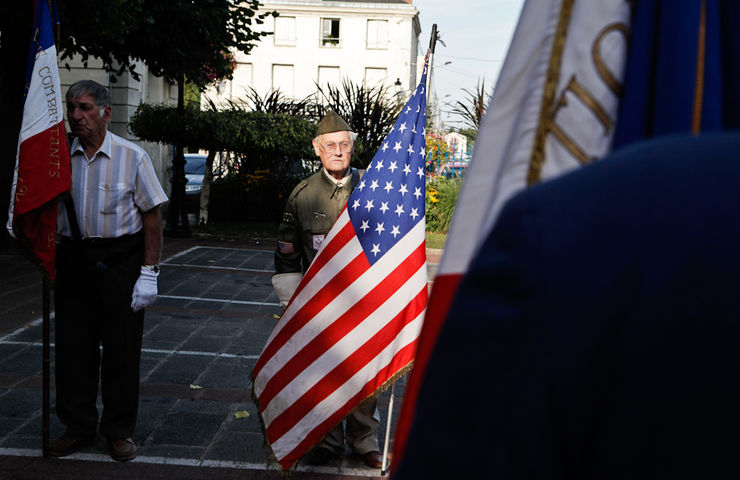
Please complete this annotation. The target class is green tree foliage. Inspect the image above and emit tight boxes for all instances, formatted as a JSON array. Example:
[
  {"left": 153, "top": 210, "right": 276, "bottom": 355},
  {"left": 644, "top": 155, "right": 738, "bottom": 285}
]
[
  {"left": 425, "top": 133, "right": 451, "bottom": 174},
  {"left": 452, "top": 79, "right": 491, "bottom": 135},
  {"left": 426, "top": 177, "right": 461, "bottom": 234},
  {"left": 129, "top": 104, "right": 316, "bottom": 222},
  {"left": 314, "top": 79, "right": 402, "bottom": 168},
  {"left": 130, "top": 104, "right": 314, "bottom": 162},
  {"left": 57, "top": 0, "right": 275, "bottom": 89},
  {"left": 225, "top": 87, "right": 314, "bottom": 116},
  {"left": 455, "top": 127, "right": 478, "bottom": 146}
]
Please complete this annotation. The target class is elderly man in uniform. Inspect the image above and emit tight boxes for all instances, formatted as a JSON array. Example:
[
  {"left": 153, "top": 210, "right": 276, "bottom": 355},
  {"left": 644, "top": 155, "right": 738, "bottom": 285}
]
[
  {"left": 50, "top": 80, "right": 168, "bottom": 461},
  {"left": 273, "top": 111, "right": 383, "bottom": 468}
]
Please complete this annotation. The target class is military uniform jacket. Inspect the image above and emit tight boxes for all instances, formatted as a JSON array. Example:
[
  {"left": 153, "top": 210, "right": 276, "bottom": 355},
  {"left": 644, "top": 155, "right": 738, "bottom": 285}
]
[{"left": 275, "top": 168, "right": 362, "bottom": 274}]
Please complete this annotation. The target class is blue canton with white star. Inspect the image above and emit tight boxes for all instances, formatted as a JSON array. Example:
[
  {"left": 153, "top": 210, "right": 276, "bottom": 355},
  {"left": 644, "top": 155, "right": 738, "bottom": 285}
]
[{"left": 348, "top": 63, "right": 428, "bottom": 265}]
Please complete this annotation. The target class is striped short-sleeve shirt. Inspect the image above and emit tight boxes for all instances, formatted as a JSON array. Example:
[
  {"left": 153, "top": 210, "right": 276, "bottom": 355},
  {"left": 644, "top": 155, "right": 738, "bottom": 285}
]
[{"left": 59, "top": 131, "right": 168, "bottom": 239}]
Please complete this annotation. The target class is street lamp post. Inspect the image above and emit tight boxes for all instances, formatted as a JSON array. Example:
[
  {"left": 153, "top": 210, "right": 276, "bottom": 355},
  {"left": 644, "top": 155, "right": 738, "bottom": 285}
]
[{"left": 164, "top": 74, "right": 191, "bottom": 238}]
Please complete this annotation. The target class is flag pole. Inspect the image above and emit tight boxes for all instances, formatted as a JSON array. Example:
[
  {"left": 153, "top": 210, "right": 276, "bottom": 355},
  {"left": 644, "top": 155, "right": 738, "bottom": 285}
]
[
  {"left": 380, "top": 28, "right": 438, "bottom": 475},
  {"left": 426, "top": 24, "right": 438, "bottom": 123},
  {"left": 426, "top": 24, "right": 440, "bottom": 134},
  {"left": 41, "top": 0, "right": 61, "bottom": 457},
  {"left": 381, "top": 383, "right": 396, "bottom": 475},
  {"left": 42, "top": 278, "right": 51, "bottom": 457}
]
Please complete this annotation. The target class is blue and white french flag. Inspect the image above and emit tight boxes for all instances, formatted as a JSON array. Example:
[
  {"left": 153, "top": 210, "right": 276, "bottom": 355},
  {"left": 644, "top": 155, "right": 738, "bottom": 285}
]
[
  {"left": 393, "top": 0, "right": 740, "bottom": 473},
  {"left": 7, "top": 0, "right": 70, "bottom": 280}
]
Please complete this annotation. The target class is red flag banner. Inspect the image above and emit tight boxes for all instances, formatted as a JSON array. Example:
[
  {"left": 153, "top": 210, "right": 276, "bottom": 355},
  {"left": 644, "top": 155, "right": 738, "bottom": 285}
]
[
  {"left": 6, "top": 0, "right": 71, "bottom": 281},
  {"left": 252, "top": 56, "right": 431, "bottom": 470}
]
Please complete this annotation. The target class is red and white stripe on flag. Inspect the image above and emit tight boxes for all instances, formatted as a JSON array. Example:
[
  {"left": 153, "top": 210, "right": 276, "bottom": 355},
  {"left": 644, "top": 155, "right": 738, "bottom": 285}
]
[
  {"left": 7, "top": 0, "right": 71, "bottom": 280},
  {"left": 254, "top": 213, "right": 426, "bottom": 468},
  {"left": 254, "top": 57, "right": 431, "bottom": 470}
]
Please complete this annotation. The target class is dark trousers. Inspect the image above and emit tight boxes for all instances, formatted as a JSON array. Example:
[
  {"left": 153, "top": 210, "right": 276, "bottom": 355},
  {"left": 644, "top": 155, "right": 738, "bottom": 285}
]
[{"left": 54, "top": 232, "right": 144, "bottom": 440}]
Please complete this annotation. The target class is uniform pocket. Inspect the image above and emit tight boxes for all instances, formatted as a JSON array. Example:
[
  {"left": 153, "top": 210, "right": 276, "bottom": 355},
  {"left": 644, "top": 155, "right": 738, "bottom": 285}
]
[
  {"left": 309, "top": 215, "right": 332, "bottom": 235},
  {"left": 99, "top": 183, "right": 127, "bottom": 214},
  {"left": 306, "top": 214, "right": 332, "bottom": 252}
]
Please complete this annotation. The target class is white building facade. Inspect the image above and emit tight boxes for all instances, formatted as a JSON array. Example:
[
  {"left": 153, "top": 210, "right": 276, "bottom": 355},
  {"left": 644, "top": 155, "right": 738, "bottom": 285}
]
[
  {"left": 207, "top": 0, "right": 421, "bottom": 106},
  {"left": 444, "top": 131, "right": 470, "bottom": 160}
]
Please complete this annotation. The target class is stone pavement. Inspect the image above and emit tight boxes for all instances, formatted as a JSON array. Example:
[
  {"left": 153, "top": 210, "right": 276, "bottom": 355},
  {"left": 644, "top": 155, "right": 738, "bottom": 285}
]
[{"left": 0, "top": 235, "right": 442, "bottom": 479}]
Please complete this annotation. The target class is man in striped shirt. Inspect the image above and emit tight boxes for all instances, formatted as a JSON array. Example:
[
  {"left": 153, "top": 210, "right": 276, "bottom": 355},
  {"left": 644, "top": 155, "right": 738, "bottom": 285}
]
[{"left": 50, "top": 80, "right": 168, "bottom": 462}]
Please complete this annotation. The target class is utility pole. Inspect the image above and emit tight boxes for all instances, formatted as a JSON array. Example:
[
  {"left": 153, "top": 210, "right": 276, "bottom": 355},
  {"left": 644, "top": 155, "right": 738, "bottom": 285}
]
[{"left": 427, "top": 24, "right": 439, "bottom": 134}]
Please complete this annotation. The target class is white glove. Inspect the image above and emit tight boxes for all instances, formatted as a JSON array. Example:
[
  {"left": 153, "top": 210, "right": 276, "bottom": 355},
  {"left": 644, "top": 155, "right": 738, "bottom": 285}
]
[
  {"left": 131, "top": 266, "right": 159, "bottom": 312},
  {"left": 272, "top": 273, "right": 303, "bottom": 308}
]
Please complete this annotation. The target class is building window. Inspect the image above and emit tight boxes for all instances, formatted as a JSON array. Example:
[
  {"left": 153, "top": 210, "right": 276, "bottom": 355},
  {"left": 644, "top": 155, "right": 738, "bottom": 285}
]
[
  {"left": 318, "top": 66, "right": 340, "bottom": 89},
  {"left": 321, "top": 18, "right": 340, "bottom": 47},
  {"left": 272, "top": 64, "right": 294, "bottom": 97},
  {"left": 231, "top": 62, "right": 253, "bottom": 98},
  {"left": 364, "top": 67, "right": 387, "bottom": 88},
  {"left": 274, "top": 16, "right": 296, "bottom": 46},
  {"left": 366, "top": 19, "right": 389, "bottom": 49}
]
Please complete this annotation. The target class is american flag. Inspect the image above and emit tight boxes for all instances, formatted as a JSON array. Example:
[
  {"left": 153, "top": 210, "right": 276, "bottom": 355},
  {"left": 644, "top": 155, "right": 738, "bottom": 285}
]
[{"left": 252, "top": 56, "right": 430, "bottom": 470}]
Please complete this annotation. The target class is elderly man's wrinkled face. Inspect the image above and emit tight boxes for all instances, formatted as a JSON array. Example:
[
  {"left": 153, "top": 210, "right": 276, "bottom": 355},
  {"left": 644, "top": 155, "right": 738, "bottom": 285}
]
[
  {"left": 67, "top": 94, "right": 111, "bottom": 146},
  {"left": 313, "top": 131, "right": 354, "bottom": 180}
]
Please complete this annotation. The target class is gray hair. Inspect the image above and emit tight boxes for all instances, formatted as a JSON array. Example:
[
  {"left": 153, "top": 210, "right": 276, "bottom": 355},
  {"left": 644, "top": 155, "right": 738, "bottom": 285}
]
[{"left": 66, "top": 80, "right": 112, "bottom": 109}]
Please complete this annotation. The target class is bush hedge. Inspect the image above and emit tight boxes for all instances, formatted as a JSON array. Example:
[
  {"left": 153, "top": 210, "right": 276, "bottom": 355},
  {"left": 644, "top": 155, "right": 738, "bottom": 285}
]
[
  {"left": 130, "top": 104, "right": 316, "bottom": 221},
  {"left": 426, "top": 177, "right": 461, "bottom": 234}
]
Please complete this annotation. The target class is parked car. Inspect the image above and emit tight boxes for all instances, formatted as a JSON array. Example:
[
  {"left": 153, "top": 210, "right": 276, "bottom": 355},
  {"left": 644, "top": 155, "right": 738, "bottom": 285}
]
[
  {"left": 437, "top": 161, "right": 469, "bottom": 179},
  {"left": 184, "top": 154, "right": 207, "bottom": 212}
]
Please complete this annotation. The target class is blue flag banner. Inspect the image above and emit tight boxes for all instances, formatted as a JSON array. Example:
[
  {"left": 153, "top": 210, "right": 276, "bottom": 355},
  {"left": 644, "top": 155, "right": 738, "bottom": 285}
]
[
  {"left": 350, "top": 84, "right": 428, "bottom": 264},
  {"left": 613, "top": 0, "right": 740, "bottom": 147},
  {"left": 393, "top": 0, "right": 740, "bottom": 477}
]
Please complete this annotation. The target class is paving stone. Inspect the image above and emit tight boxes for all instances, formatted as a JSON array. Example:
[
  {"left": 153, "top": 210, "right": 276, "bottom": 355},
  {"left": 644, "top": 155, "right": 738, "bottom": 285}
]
[
  {"left": 205, "top": 431, "right": 270, "bottom": 463},
  {"left": 145, "top": 355, "right": 214, "bottom": 385},
  {"left": 140, "top": 351, "right": 167, "bottom": 378},
  {"left": 220, "top": 404, "right": 261, "bottom": 434},
  {"left": 172, "top": 398, "right": 232, "bottom": 416},
  {"left": 0, "top": 345, "right": 42, "bottom": 376},
  {"left": 0, "top": 389, "right": 41, "bottom": 417},
  {"left": 201, "top": 315, "right": 253, "bottom": 329},
  {"left": 143, "top": 321, "right": 201, "bottom": 351},
  {"left": 149, "top": 412, "right": 223, "bottom": 446},
  {"left": 220, "top": 303, "right": 279, "bottom": 316},
  {"left": 142, "top": 311, "right": 172, "bottom": 325},
  {"left": 178, "top": 323, "right": 238, "bottom": 354},
  {"left": 223, "top": 331, "right": 271, "bottom": 356},
  {"left": 0, "top": 416, "right": 28, "bottom": 443},
  {"left": 4, "top": 324, "right": 43, "bottom": 343},
  {"left": 0, "top": 345, "right": 24, "bottom": 371},
  {"left": 135, "top": 396, "right": 178, "bottom": 444},
  {"left": 196, "top": 357, "right": 252, "bottom": 390},
  {"left": 180, "top": 335, "right": 231, "bottom": 354}
]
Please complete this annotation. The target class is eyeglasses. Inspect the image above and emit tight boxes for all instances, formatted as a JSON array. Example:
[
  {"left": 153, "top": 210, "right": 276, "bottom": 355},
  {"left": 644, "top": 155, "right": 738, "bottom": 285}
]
[{"left": 320, "top": 141, "right": 352, "bottom": 153}]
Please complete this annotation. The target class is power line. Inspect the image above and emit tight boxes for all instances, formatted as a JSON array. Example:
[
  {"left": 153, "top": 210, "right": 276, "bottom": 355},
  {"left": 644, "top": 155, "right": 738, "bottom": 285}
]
[{"left": 436, "top": 53, "right": 504, "bottom": 63}]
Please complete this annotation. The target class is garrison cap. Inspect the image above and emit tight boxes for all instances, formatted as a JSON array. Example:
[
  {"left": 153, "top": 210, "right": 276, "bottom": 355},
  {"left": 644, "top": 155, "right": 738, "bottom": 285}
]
[{"left": 317, "top": 110, "right": 351, "bottom": 136}]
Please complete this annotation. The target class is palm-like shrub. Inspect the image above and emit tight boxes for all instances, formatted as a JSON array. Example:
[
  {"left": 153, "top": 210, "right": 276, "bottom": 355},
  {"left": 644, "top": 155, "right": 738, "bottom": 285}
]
[{"left": 313, "top": 79, "right": 402, "bottom": 168}]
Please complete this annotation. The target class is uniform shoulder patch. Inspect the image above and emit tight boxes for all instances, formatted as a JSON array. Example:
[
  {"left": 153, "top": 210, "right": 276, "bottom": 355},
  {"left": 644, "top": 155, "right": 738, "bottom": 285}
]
[
  {"left": 278, "top": 241, "right": 295, "bottom": 254},
  {"left": 282, "top": 211, "right": 296, "bottom": 224}
]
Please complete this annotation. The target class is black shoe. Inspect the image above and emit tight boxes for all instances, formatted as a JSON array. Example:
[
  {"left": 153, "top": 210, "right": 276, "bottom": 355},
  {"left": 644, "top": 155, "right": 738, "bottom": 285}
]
[
  {"left": 363, "top": 450, "right": 384, "bottom": 468},
  {"left": 49, "top": 433, "right": 93, "bottom": 457},
  {"left": 108, "top": 437, "right": 137, "bottom": 462},
  {"left": 305, "top": 446, "right": 334, "bottom": 466}
]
